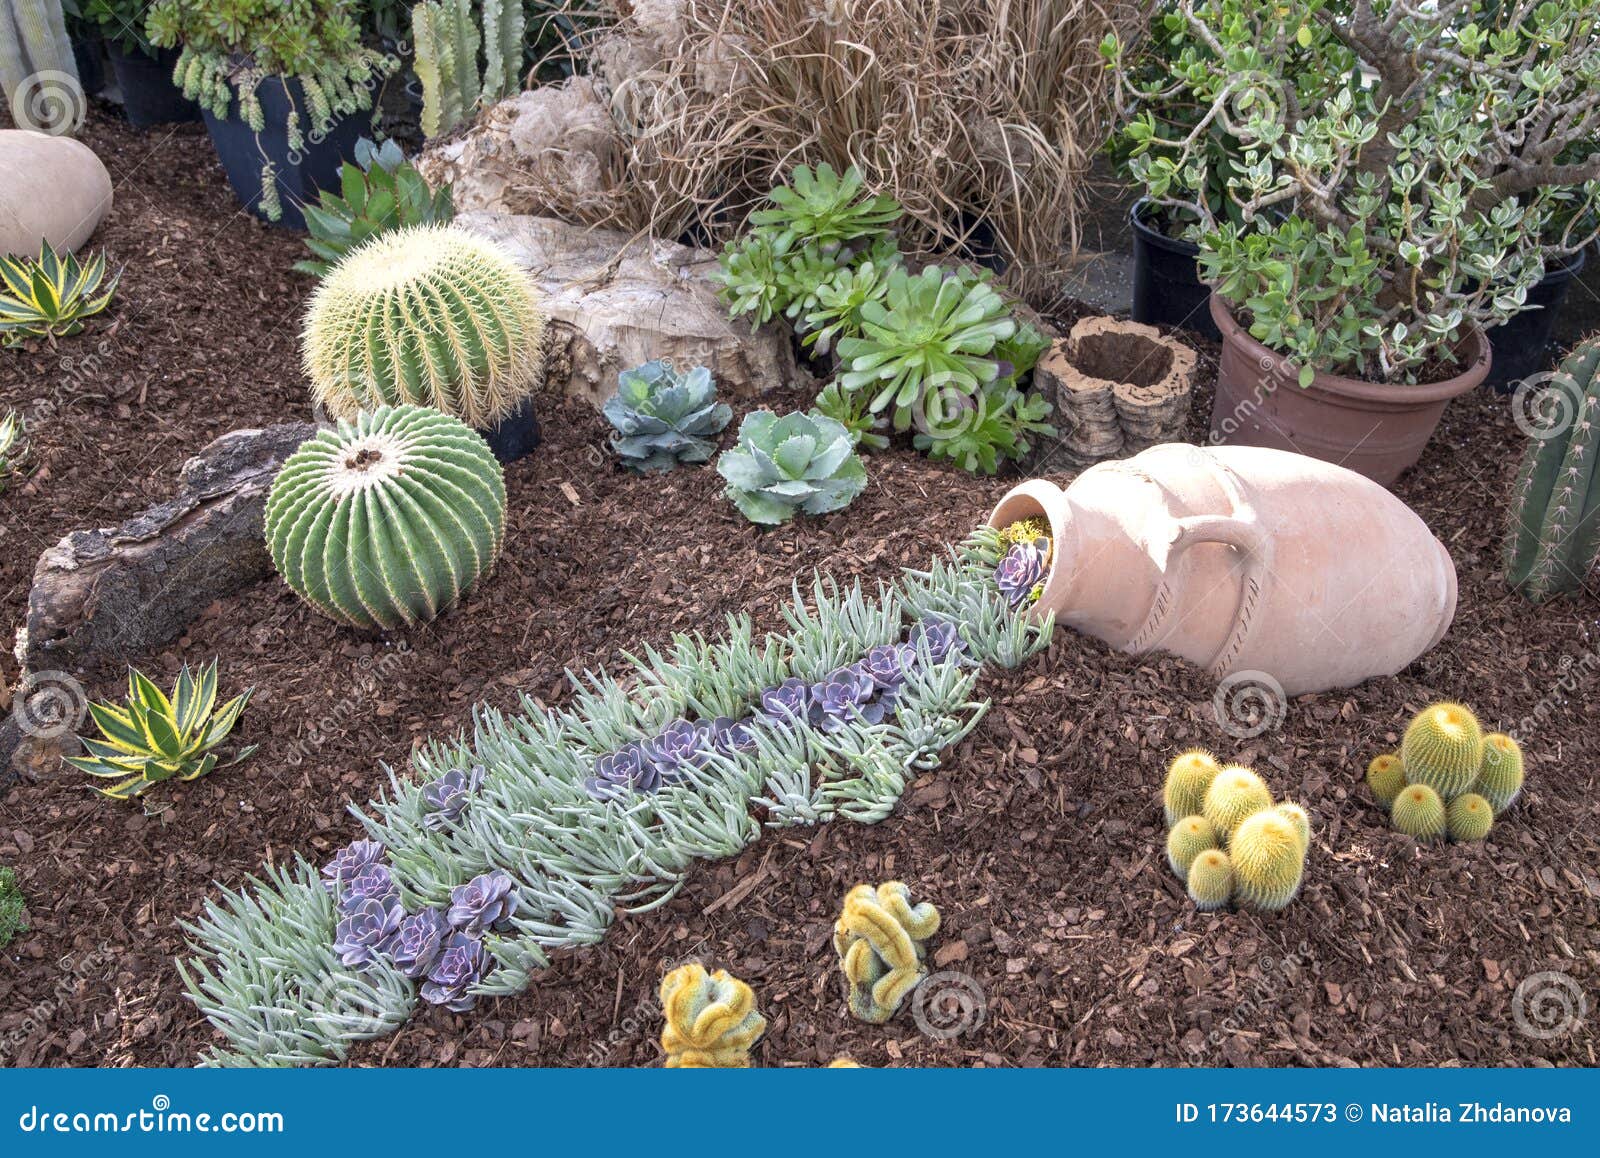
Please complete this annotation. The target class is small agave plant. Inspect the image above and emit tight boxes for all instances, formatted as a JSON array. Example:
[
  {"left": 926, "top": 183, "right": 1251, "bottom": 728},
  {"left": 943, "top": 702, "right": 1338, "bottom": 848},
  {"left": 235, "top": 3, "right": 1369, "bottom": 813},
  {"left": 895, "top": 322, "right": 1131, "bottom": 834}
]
[
  {"left": 602, "top": 360, "right": 734, "bottom": 472},
  {"left": 66, "top": 661, "right": 256, "bottom": 800},
  {"left": 716, "top": 410, "right": 868, "bottom": 525}
]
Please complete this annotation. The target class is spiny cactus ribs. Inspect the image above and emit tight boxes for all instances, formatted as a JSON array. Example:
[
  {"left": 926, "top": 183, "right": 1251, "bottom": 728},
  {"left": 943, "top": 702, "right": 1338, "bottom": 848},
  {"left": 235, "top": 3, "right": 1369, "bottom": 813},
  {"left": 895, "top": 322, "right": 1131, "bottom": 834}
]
[
  {"left": 1186, "top": 849, "right": 1233, "bottom": 911},
  {"left": 1476, "top": 733, "right": 1525, "bottom": 814},
  {"left": 303, "top": 224, "right": 547, "bottom": 429},
  {"left": 658, "top": 962, "right": 766, "bottom": 1068},
  {"left": 1166, "top": 815, "right": 1218, "bottom": 878},
  {"left": 1446, "top": 793, "right": 1494, "bottom": 842},
  {"left": 1390, "top": 782, "right": 1447, "bottom": 841},
  {"left": 1366, "top": 753, "right": 1407, "bottom": 807},
  {"left": 1504, "top": 334, "right": 1600, "bottom": 602},
  {"left": 1400, "top": 701, "right": 1483, "bottom": 800},
  {"left": 833, "top": 881, "right": 941, "bottom": 1024},
  {"left": 1230, "top": 810, "right": 1306, "bottom": 912},
  {"left": 1163, "top": 748, "right": 1220, "bottom": 826},
  {"left": 1202, "top": 765, "right": 1273, "bottom": 838},
  {"left": 265, "top": 405, "right": 507, "bottom": 629}
]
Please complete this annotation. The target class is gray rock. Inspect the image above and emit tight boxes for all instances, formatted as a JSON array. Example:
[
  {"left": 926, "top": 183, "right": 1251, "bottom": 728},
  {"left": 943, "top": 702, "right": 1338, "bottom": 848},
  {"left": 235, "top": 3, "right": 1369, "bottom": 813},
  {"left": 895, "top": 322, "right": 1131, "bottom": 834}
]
[
  {"left": 458, "top": 211, "right": 807, "bottom": 408},
  {"left": 20, "top": 422, "right": 316, "bottom": 674}
]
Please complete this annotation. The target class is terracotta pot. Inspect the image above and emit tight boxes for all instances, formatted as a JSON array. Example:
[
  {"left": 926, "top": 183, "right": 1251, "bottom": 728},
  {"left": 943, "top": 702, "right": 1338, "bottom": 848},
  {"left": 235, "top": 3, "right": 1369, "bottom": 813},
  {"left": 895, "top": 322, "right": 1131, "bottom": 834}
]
[
  {"left": 1207, "top": 296, "right": 1490, "bottom": 487},
  {"left": 987, "top": 443, "right": 1457, "bottom": 695}
]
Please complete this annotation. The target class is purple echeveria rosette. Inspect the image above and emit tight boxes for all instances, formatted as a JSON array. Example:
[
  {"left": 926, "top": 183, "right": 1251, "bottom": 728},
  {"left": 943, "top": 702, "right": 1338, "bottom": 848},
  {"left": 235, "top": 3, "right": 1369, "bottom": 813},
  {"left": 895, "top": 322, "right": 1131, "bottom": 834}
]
[
  {"left": 447, "top": 870, "right": 519, "bottom": 934},
  {"left": 585, "top": 741, "right": 653, "bottom": 800},
  {"left": 641, "top": 718, "right": 713, "bottom": 785},
  {"left": 321, "top": 840, "right": 386, "bottom": 895},
  {"left": 758, "top": 677, "right": 811, "bottom": 726},
  {"left": 810, "top": 663, "right": 883, "bottom": 731},
  {"left": 909, "top": 618, "right": 966, "bottom": 666},
  {"left": 994, "top": 537, "right": 1049, "bottom": 608},
  {"left": 419, "top": 932, "right": 493, "bottom": 1012},
  {"left": 333, "top": 896, "right": 404, "bottom": 969},
  {"left": 339, "top": 863, "right": 401, "bottom": 912},
  {"left": 389, "top": 906, "right": 451, "bottom": 979},
  {"left": 422, "top": 764, "right": 485, "bottom": 829}
]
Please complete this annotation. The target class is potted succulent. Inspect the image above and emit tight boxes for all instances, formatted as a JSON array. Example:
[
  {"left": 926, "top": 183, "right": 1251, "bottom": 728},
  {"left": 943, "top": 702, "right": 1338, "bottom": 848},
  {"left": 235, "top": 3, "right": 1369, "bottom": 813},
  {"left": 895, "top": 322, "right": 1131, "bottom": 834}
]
[
  {"left": 79, "top": 0, "right": 198, "bottom": 127},
  {"left": 1104, "top": 1, "right": 1600, "bottom": 484},
  {"left": 145, "top": 0, "right": 396, "bottom": 229}
]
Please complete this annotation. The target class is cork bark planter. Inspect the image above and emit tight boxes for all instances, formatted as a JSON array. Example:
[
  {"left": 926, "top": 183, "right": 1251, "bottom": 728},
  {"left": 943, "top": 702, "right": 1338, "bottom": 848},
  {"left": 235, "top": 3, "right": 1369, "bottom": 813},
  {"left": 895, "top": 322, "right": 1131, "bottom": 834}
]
[
  {"left": 1034, "top": 317, "right": 1198, "bottom": 465},
  {"left": 1208, "top": 297, "right": 1490, "bottom": 487},
  {"left": 987, "top": 443, "right": 1458, "bottom": 695}
]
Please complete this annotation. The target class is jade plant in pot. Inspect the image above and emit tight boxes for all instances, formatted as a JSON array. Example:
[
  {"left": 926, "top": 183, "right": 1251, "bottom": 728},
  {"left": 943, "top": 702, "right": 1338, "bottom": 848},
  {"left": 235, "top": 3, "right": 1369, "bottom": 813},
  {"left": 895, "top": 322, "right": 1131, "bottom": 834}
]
[
  {"left": 1104, "top": 1, "right": 1600, "bottom": 485},
  {"left": 145, "top": 0, "right": 397, "bottom": 229},
  {"left": 82, "top": 0, "right": 199, "bottom": 127}
]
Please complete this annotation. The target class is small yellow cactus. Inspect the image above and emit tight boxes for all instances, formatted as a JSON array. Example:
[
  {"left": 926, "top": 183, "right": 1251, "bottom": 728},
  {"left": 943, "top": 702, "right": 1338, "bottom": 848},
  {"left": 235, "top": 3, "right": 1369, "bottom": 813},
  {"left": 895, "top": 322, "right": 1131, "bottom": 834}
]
[
  {"left": 1163, "top": 748, "right": 1221, "bottom": 826},
  {"left": 1476, "top": 733, "right": 1525, "bottom": 814},
  {"left": 1391, "top": 783, "right": 1447, "bottom": 841},
  {"left": 827, "top": 1058, "right": 864, "bottom": 1068},
  {"left": 1270, "top": 802, "right": 1312, "bottom": 853},
  {"left": 1365, "top": 753, "right": 1407, "bottom": 807},
  {"left": 1229, "top": 809, "right": 1306, "bottom": 912},
  {"left": 833, "top": 881, "right": 941, "bottom": 1024},
  {"left": 1202, "top": 764, "right": 1273, "bottom": 838},
  {"left": 1400, "top": 702, "right": 1484, "bottom": 800},
  {"left": 1187, "top": 849, "right": 1233, "bottom": 911},
  {"left": 1166, "top": 814, "right": 1218, "bottom": 879},
  {"left": 659, "top": 962, "right": 767, "bottom": 1068},
  {"left": 1446, "top": 793, "right": 1494, "bottom": 842}
]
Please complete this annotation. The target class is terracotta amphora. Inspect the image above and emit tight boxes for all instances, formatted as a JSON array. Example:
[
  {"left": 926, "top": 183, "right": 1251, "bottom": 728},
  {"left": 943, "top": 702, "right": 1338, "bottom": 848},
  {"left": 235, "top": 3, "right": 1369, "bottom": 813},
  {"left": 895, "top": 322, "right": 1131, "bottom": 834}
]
[{"left": 987, "top": 444, "right": 1456, "bottom": 695}]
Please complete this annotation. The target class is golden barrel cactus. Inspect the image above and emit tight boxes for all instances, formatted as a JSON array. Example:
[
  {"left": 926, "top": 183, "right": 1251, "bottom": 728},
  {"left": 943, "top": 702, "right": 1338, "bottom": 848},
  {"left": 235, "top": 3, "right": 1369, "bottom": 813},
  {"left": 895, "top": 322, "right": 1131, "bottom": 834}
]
[
  {"left": 1163, "top": 748, "right": 1221, "bottom": 826},
  {"left": 1400, "top": 702, "right": 1484, "bottom": 800}
]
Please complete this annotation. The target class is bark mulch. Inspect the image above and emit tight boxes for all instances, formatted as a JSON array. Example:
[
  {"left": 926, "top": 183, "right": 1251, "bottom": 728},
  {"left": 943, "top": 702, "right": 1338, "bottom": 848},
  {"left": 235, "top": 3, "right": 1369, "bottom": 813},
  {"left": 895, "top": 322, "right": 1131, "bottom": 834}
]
[{"left": 0, "top": 113, "right": 1595, "bottom": 1069}]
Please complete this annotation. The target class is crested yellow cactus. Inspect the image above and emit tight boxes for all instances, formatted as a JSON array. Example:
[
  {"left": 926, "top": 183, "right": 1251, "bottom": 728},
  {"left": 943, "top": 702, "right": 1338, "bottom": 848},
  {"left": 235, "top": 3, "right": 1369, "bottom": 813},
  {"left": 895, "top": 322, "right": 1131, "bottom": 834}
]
[
  {"left": 1476, "top": 733, "right": 1525, "bottom": 814},
  {"left": 1163, "top": 748, "right": 1221, "bottom": 826},
  {"left": 1366, "top": 753, "right": 1407, "bottom": 807},
  {"left": 1166, "top": 814, "right": 1218, "bottom": 879},
  {"left": 1400, "top": 701, "right": 1484, "bottom": 800},
  {"left": 1202, "top": 764, "right": 1273, "bottom": 838},
  {"left": 658, "top": 962, "right": 767, "bottom": 1068},
  {"left": 833, "top": 881, "right": 941, "bottom": 1024}
]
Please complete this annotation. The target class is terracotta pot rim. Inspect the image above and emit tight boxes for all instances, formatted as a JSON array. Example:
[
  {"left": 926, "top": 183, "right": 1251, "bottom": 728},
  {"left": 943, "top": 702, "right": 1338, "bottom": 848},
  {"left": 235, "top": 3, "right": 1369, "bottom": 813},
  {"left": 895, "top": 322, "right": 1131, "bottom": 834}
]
[{"left": 1208, "top": 297, "right": 1490, "bottom": 405}]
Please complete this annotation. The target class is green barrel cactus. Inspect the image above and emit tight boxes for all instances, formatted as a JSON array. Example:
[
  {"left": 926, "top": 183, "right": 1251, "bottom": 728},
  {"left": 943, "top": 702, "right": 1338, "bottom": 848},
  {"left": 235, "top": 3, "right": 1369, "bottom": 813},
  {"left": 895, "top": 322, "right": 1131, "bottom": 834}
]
[
  {"left": 602, "top": 360, "right": 732, "bottom": 473},
  {"left": 1365, "top": 753, "right": 1407, "bottom": 808},
  {"left": 1186, "top": 849, "right": 1233, "bottom": 911},
  {"left": 1446, "top": 793, "right": 1494, "bottom": 843},
  {"left": 1229, "top": 809, "right": 1306, "bottom": 912},
  {"left": 1504, "top": 335, "right": 1600, "bottom": 602},
  {"left": 1166, "top": 815, "right": 1218, "bottom": 879},
  {"left": 1163, "top": 748, "right": 1220, "bottom": 826},
  {"left": 1400, "top": 702, "right": 1484, "bottom": 800},
  {"left": 716, "top": 409, "right": 867, "bottom": 525},
  {"left": 265, "top": 405, "right": 506, "bottom": 630},
  {"left": 1201, "top": 765, "right": 1273, "bottom": 839},
  {"left": 1390, "top": 782, "right": 1447, "bottom": 841},
  {"left": 1476, "top": 733, "right": 1525, "bottom": 814},
  {"left": 833, "top": 881, "right": 940, "bottom": 1024},
  {"left": 658, "top": 963, "right": 766, "bottom": 1068},
  {"left": 303, "top": 224, "right": 547, "bottom": 430}
]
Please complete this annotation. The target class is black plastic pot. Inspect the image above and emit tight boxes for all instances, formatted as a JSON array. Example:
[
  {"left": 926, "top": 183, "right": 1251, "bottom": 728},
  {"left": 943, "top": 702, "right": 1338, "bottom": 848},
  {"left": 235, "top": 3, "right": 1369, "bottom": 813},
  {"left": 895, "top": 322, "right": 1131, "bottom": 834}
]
[
  {"left": 1130, "top": 198, "right": 1219, "bottom": 340},
  {"left": 71, "top": 36, "right": 106, "bottom": 98},
  {"left": 200, "top": 72, "right": 367, "bottom": 231},
  {"left": 1485, "top": 247, "right": 1590, "bottom": 393},
  {"left": 479, "top": 397, "right": 542, "bottom": 465},
  {"left": 107, "top": 44, "right": 200, "bottom": 128}
]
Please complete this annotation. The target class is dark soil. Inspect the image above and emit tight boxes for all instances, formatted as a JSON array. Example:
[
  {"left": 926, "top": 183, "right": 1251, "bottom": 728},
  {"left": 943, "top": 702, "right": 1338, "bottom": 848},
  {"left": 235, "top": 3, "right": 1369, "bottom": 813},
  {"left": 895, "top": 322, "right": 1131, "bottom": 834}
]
[{"left": 1, "top": 113, "right": 1596, "bottom": 1069}]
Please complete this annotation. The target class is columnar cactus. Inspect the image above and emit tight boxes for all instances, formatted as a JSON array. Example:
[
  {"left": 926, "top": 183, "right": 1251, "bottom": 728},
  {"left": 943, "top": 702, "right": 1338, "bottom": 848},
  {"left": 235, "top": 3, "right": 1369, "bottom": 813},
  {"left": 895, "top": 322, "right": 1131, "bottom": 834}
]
[
  {"left": 1186, "top": 849, "right": 1233, "bottom": 911},
  {"left": 265, "top": 405, "right": 507, "bottom": 630},
  {"left": 1476, "top": 733, "right": 1525, "bottom": 814},
  {"left": 1229, "top": 810, "right": 1307, "bottom": 912},
  {"left": 1163, "top": 748, "right": 1220, "bottom": 826},
  {"left": 1165, "top": 815, "right": 1218, "bottom": 878},
  {"left": 412, "top": 0, "right": 524, "bottom": 139},
  {"left": 1504, "top": 335, "right": 1600, "bottom": 602},
  {"left": 1365, "top": 753, "right": 1407, "bottom": 807},
  {"left": 1201, "top": 765, "right": 1273, "bottom": 838},
  {"left": 658, "top": 963, "right": 766, "bottom": 1068},
  {"left": 833, "top": 881, "right": 940, "bottom": 1024},
  {"left": 1390, "top": 783, "right": 1447, "bottom": 841},
  {"left": 303, "top": 224, "right": 547, "bottom": 429},
  {"left": 1400, "top": 702, "right": 1484, "bottom": 800},
  {"left": 1446, "top": 793, "right": 1494, "bottom": 843},
  {"left": 0, "top": 1, "right": 78, "bottom": 134}
]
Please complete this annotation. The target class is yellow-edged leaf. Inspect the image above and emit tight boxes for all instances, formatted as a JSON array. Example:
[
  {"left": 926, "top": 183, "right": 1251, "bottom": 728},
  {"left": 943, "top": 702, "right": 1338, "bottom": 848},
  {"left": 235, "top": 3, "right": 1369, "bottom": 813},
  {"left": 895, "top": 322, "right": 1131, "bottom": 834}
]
[
  {"left": 128, "top": 667, "right": 173, "bottom": 716},
  {"left": 87, "top": 700, "right": 147, "bottom": 753}
]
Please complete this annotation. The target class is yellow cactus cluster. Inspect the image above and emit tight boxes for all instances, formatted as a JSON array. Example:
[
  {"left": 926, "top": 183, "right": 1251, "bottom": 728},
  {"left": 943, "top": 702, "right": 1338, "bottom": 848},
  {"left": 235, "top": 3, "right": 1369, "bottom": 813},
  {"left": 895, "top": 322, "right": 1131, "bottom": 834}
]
[
  {"left": 1160, "top": 749, "right": 1311, "bottom": 913},
  {"left": 1363, "top": 701, "right": 1524, "bottom": 843},
  {"left": 658, "top": 962, "right": 767, "bottom": 1068},
  {"left": 834, "top": 881, "right": 941, "bottom": 1024}
]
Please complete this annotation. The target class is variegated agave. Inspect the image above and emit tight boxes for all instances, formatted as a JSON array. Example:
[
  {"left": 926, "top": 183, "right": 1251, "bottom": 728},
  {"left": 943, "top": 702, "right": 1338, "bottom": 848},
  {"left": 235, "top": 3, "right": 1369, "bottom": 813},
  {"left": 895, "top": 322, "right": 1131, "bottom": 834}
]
[
  {"left": 66, "top": 661, "right": 257, "bottom": 800},
  {"left": 0, "top": 244, "right": 118, "bottom": 345}
]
